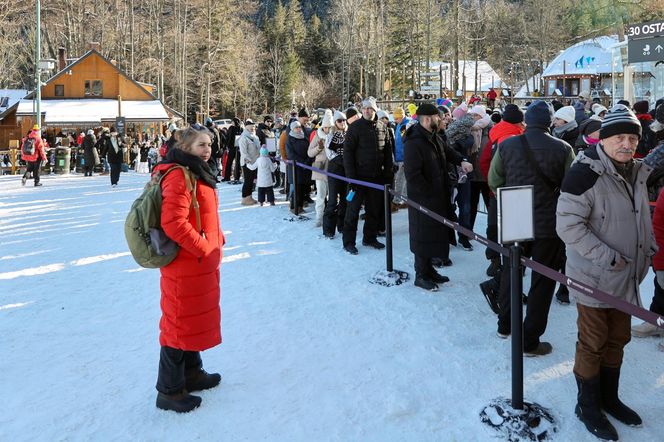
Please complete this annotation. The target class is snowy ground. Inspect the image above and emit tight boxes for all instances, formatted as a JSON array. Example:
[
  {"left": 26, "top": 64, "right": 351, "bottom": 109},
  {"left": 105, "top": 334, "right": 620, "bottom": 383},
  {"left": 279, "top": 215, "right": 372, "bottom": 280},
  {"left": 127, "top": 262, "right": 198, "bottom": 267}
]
[{"left": 1, "top": 171, "right": 662, "bottom": 441}]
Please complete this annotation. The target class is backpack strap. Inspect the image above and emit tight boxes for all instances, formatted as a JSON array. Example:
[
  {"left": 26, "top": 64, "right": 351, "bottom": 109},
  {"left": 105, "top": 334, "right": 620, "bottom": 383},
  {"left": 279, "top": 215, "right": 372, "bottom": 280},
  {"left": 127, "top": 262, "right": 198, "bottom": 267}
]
[{"left": 158, "top": 165, "right": 202, "bottom": 234}]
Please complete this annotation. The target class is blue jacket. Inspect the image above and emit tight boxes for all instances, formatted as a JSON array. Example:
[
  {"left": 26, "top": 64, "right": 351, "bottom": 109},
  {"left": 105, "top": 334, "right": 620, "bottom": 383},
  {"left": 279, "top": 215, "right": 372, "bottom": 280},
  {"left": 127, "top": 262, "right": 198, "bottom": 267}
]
[{"left": 394, "top": 117, "right": 410, "bottom": 162}]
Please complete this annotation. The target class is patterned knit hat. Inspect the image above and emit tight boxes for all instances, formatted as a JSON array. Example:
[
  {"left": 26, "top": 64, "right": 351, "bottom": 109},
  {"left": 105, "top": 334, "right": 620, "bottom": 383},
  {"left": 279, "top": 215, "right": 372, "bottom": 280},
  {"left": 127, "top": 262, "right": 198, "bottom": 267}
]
[{"left": 599, "top": 105, "right": 642, "bottom": 140}]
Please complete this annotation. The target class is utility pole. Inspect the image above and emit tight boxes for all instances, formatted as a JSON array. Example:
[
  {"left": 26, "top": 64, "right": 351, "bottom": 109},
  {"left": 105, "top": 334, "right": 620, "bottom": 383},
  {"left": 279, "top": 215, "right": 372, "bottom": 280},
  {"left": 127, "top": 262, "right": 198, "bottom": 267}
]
[{"left": 36, "top": 0, "right": 42, "bottom": 128}]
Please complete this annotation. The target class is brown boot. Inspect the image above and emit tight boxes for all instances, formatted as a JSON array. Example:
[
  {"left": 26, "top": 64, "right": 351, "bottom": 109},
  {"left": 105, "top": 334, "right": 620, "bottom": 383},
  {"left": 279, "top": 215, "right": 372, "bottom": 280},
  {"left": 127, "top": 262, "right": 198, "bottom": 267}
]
[
  {"left": 155, "top": 389, "right": 202, "bottom": 413},
  {"left": 185, "top": 368, "right": 222, "bottom": 392},
  {"left": 241, "top": 196, "right": 257, "bottom": 206}
]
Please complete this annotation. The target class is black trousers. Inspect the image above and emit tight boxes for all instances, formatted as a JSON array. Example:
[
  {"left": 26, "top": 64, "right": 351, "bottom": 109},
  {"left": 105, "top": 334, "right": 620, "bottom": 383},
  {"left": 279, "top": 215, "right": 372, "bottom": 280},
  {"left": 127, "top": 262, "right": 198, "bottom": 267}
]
[
  {"left": 24, "top": 159, "right": 42, "bottom": 184},
  {"left": 223, "top": 147, "right": 236, "bottom": 180},
  {"left": 497, "top": 237, "right": 565, "bottom": 351},
  {"left": 156, "top": 346, "right": 202, "bottom": 395},
  {"left": 234, "top": 151, "right": 242, "bottom": 181},
  {"left": 342, "top": 184, "right": 381, "bottom": 247},
  {"left": 323, "top": 175, "right": 347, "bottom": 236},
  {"left": 109, "top": 162, "right": 121, "bottom": 185},
  {"left": 84, "top": 163, "right": 94, "bottom": 176},
  {"left": 241, "top": 165, "right": 256, "bottom": 197},
  {"left": 414, "top": 254, "right": 433, "bottom": 278},
  {"left": 470, "top": 181, "right": 491, "bottom": 231},
  {"left": 651, "top": 277, "right": 664, "bottom": 316},
  {"left": 290, "top": 184, "right": 309, "bottom": 209},
  {"left": 257, "top": 186, "right": 275, "bottom": 203}
]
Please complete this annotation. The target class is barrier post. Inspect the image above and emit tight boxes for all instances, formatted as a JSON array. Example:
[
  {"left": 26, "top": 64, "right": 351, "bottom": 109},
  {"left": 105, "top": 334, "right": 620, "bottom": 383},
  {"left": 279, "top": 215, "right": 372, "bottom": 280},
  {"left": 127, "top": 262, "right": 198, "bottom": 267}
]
[
  {"left": 291, "top": 160, "right": 299, "bottom": 215},
  {"left": 480, "top": 185, "right": 555, "bottom": 440},
  {"left": 510, "top": 243, "right": 524, "bottom": 410},
  {"left": 383, "top": 184, "right": 393, "bottom": 272}
]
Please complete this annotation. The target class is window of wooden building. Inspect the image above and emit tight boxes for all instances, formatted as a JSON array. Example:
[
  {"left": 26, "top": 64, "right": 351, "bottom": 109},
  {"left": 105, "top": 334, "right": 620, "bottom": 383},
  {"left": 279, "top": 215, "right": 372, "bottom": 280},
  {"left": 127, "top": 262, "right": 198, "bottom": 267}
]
[
  {"left": 84, "top": 80, "right": 103, "bottom": 97},
  {"left": 55, "top": 85, "right": 64, "bottom": 97}
]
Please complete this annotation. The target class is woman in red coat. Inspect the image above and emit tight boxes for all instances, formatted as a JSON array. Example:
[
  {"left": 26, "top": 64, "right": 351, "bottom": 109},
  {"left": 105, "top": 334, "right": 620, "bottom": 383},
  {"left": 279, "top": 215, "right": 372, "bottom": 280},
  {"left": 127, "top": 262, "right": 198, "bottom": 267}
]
[{"left": 153, "top": 126, "right": 224, "bottom": 413}]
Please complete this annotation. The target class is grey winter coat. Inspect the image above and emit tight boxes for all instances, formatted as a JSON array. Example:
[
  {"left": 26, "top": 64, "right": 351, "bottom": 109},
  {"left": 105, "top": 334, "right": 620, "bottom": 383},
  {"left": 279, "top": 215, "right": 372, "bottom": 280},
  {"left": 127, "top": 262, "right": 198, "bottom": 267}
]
[
  {"left": 556, "top": 145, "right": 657, "bottom": 308},
  {"left": 239, "top": 129, "right": 260, "bottom": 166}
]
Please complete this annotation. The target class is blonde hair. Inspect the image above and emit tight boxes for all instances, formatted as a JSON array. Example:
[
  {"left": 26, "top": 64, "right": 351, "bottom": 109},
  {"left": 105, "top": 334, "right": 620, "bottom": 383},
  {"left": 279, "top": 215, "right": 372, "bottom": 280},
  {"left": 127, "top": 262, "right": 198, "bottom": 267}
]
[{"left": 173, "top": 127, "right": 212, "bottom": 153}]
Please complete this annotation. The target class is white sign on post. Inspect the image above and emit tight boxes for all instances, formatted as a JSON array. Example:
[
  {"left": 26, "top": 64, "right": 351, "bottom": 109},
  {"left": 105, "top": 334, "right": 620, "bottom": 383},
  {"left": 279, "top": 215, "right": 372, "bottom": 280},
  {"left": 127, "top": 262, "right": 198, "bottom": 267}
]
[{"left": 497, "top": 185, "right": 535, "bottom": 244}]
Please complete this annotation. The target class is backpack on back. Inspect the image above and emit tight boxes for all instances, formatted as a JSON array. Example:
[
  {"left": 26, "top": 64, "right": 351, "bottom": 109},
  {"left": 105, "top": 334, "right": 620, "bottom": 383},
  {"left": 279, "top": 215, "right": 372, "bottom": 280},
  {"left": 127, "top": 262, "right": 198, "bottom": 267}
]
[
  {"left": 22, "top": 138, "right": 36, "bottom": 156},
  {"left": 125, "top": 165, "right": 201, "bottom": 269}
]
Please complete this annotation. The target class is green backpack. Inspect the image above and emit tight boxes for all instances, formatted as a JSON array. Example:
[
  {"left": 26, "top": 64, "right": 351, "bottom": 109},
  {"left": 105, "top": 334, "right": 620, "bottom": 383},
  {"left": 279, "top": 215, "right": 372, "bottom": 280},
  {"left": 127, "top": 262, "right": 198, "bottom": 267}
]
[{"left": 125, "top": 165, "right": 201, "bottom": 268}]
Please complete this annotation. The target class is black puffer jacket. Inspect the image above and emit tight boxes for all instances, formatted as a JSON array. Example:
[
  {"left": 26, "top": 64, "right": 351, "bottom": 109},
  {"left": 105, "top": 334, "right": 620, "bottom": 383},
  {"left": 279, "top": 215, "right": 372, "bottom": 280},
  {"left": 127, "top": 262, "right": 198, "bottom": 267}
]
[
  {"left": 404, "top": 123, "right": 463, "bottom": 257},
  {"left": 497, "top": 125, "right": 574, "bottom": 238},
  {"left": 343, "top": 116, "right": 393, "bottom": 183}
]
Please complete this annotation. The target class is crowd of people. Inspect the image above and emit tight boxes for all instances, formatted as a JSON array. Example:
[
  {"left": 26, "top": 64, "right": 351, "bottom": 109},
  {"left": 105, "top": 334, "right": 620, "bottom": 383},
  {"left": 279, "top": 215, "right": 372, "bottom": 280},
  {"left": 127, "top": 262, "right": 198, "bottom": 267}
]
[
  {"left": 14, "top": 93, "right": 664, "bottom": 437},
  {"left": 201, "top": 94, "right": 664, "bottom": 441}
]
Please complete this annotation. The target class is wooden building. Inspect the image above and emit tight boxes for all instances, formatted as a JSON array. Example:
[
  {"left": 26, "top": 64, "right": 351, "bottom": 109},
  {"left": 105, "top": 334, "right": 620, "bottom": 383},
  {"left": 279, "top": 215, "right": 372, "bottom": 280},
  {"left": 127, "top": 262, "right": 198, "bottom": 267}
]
[{"left": 0, "top": 47, "right": 180, "bottom": 148}]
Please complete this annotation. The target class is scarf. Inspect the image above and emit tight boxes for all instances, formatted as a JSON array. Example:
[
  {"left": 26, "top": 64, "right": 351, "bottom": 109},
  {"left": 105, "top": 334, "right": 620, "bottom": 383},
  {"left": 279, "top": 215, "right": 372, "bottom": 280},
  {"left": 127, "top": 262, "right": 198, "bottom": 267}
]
[
  {"left": 111, "top": 137, "right": 119, "bottom": 154},
  {"left": 289, "top": 129, "right": 305, "bottom": 139},
  {"left": 553, "top": 120, "right": 578, "bottom": 138},
  {"left": 164, "top": 147, "right": 217, "bottom": 189}
]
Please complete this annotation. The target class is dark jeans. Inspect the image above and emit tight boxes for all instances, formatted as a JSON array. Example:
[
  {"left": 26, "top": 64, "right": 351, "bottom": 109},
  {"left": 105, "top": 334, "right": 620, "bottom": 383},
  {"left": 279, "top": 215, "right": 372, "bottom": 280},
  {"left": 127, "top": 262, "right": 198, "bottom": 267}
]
[
  {"left": 497, "top": 237, "right": 565, "bottom": 351},
  {"left": 109, "top": 162, "right": 121, "bottom": 185},
  {"left": 24, "top": 159, "right": 42, "bottom": 184},
  {"left": 470, "top": 181, "right": 490, "bottom": 231},
  {"left": 651, "top": 276, "right": 664, "bottom": 316},
  {"left": 257, "top": 186, "right": 275, "bottom": 203},
  {"left": 84, "top": 163, "right": 94, "bottom": 176},
  {"left": 456, "top": 180, "right": 472, "bottom": 239},
  {"left": 290, "top": 184, "right": 309, "bottom": 209},
  {"left": 234, "top": 151, "right": 242, "bottom": 181},
  {"left": 485, "top": 196, "right": 499, "bottom": 261},
  {"left": 241, "top": 165, "right": 256, "bottom": 197},
  {"left": 156, "top": 346, "right": 202, "bottom": 395},
  {"left": 323, "top": 175, "right": 347, "bottom": 236},
  {"left": 342, "top": 184, "right": 381, "bottom": 247}
]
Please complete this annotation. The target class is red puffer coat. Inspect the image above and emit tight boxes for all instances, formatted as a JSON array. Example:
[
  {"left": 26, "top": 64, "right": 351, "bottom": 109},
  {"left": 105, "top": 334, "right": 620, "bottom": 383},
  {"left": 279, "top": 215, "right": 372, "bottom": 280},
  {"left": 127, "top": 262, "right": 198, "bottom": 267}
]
[
  {"left": 21, "top": 130, "right": 47, "bottom": 162},
  {"left": 155, "top": 163, "right": 223, "bottom": 351}
]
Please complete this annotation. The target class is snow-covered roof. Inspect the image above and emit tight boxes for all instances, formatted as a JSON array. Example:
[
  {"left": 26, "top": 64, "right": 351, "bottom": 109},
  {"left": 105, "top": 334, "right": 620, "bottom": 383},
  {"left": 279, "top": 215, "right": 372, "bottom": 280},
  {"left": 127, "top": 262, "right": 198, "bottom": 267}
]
[
  {"left": 15, "top": 99, "right": 170, "bottom": 125},
  {"left": 0, "top": 89, "right": 28, "bottom": 113},
  {"left": 543, "top": 36, "right": 627, "bottom": 77},
  {"left": 427, "top": 61, "right": 509, "bottom": 92}
]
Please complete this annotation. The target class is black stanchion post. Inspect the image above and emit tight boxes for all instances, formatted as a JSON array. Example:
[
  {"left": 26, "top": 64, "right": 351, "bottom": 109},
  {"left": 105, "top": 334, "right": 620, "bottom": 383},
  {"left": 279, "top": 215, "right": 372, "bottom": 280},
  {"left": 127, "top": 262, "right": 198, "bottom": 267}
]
[
  {"left": 292, "top": 161, "right": 298, "bottom": 216},
  {"left": 510, "top": 243, "right": 524, "bottom": 410},
  {"left": 383, "top": 184, "right": 393, "bottom": 272}
]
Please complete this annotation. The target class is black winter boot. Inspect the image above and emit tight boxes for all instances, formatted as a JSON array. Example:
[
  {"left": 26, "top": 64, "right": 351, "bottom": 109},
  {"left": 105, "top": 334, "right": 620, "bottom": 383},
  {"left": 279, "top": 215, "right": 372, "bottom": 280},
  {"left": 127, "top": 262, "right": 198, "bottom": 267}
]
[
  {"left": 600, "top": 366, "right": 642, "bottom": 427},
  {"left": 156, "top": 389, "right": 202, "bottom": 413},
  {"left": 186, "top": 368, "right": 222, "bottom": 393},
  {"left": 575, "top": 375, "right": 619, "bottom": 441},
  {"left": 486, "top": 257, "right": 501, "bottom": 277}
]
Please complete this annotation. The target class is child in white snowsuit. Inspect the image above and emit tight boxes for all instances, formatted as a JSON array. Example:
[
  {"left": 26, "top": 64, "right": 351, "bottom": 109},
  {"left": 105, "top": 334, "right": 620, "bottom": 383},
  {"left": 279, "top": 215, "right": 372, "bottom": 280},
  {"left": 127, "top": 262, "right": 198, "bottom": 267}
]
[{"left": 247, "top": 147, "right": 278, "bottom": 205}]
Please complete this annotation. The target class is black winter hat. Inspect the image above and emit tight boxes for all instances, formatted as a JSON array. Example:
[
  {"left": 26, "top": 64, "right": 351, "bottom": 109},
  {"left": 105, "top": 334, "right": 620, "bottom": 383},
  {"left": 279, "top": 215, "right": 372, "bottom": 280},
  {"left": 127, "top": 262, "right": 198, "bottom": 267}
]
[
  {"left": 582, "top": 119, "right": 602, "bottom": 136},
  {"left": 416, "top": 103, "right": 439, "bottom": 116},
  {"left": 502, "top": 104, "right": 524, "bottom": 124},
  {"left": 524, "top": 101, "right": 552, "bottom": 127},
  {"left": 345, "top": 107, "right": 359, "bottom": 119},
  {"left": 656, "top": 104, "right": 664, "bottom": 124},
  {"left": 551, "top": 100, "right": 563, "bottom": 112},
  {"left": 617, "top": 100, "right": 631, "bottom": 107},
  {"left": 490, "top": 112, "right": 502, "bottom": 124},
  {"left": 633, "top": 100, "right": 649, "bottom": 115},
  {"left": 298, "top": 108, "right": 310, "bottom": 118},
  {"left": 600, "top": 105, "right": 642, "bottom": 140}
]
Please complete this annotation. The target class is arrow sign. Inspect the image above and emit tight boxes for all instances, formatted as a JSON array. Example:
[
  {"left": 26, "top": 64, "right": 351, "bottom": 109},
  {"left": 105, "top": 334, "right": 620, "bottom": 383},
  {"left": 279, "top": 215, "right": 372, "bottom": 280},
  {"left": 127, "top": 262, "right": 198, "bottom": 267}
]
[{"left": 628, "top": 35, "right": 664, "bottom": 63}]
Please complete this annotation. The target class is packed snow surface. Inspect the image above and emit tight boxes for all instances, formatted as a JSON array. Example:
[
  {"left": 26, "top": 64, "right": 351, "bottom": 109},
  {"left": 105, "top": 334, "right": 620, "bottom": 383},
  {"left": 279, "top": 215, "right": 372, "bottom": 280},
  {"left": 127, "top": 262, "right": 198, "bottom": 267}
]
[{"left": 1, "top": 172, "right": 662, "bottom": 441}]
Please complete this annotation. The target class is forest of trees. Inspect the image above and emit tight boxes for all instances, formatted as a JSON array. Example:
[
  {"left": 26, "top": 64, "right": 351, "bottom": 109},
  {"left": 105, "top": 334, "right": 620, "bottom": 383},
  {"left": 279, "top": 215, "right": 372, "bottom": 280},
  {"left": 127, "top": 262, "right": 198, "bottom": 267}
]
[{"left": 0, "top": 0, "right": 661, "bottom": 120}]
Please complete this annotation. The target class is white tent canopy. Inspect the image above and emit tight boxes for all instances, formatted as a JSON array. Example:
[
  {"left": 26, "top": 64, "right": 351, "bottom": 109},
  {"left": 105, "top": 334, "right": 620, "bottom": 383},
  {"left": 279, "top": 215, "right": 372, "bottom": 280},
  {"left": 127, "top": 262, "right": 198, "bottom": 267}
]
[
  {"left": 15, "top": 99, "right": 170, "bottom": 125},
  {"left": 543, "top": 36, "right": 625, "bottom": 77}
]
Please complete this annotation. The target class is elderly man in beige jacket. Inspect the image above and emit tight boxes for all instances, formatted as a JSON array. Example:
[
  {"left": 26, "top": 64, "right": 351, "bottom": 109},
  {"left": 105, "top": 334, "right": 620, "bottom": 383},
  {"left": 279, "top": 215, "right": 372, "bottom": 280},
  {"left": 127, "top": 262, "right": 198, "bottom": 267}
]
[{"left": 556, "top": 105, "right": 656, "bottom": 441}]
